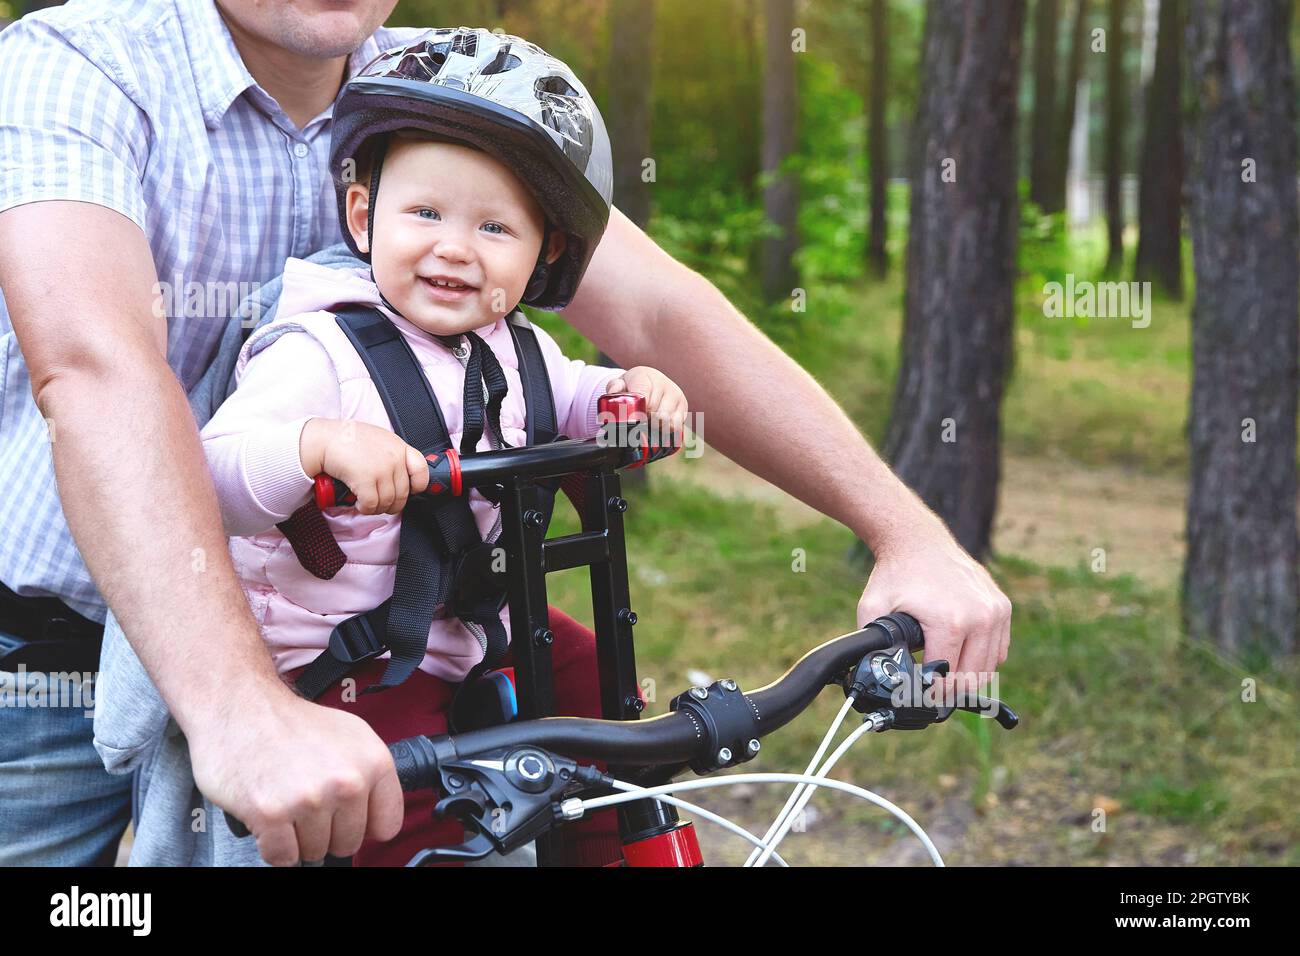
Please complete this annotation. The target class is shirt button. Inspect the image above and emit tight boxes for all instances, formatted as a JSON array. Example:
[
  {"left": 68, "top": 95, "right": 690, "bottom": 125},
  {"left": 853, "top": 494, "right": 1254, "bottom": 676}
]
[
  {"left": 453, "top": 344, "right": 469, "bottom": 359},
  {"left": 293, "top": 142, "right": 309, "bottom": 158}
]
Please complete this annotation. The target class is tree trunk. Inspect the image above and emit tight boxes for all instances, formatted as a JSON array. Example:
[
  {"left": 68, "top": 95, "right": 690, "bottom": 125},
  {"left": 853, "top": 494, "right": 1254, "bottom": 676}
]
[
  {"left": 867, "top": 0, "right": 889, "bottom": 277},
  {"left": 1029, "top": 0, "right": 1060, "bottom": 210},
  {"left": 598, "top": 0, "right": 655, "bottom": 487},
  {"left": 760, "top": 0, "right": 800, "bottom": 304},
  {"left": 1104, "top": 0, "right": 1128, "bottom": 272},
  {"left": 608, "top": 0, "right": 655, "bottom": 232},
  {"left": 883, "top": 0, "right": 1026, "bottom": 560},
  {"left": 1134, "top": 0, "right": 1183, "bottom": 298},
  {"left": 1048, "top": 0, "right": 1091, "bottom": 213},
  {"left": 737, "top": 0, "right": 762, "bottom": 201},
  {"left": 1183, "top": 0, "right": 1299, "bottom": 660}
]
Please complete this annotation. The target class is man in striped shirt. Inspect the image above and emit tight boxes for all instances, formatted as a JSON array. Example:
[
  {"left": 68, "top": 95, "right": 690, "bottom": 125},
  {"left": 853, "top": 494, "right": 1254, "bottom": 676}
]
[{"left": 0, "top": 0, "right": 1012, "bottom": 865}]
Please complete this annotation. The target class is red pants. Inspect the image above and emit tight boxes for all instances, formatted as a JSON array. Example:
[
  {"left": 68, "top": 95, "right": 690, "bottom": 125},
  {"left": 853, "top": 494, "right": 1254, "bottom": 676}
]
[{"left": 289, "top": 606, "right": 623, "bottom": 867}]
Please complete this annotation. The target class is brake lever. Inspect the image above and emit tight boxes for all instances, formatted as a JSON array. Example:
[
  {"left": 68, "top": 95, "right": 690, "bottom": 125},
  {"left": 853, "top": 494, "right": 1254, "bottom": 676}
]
[
  {"left": 403, "top": 746, "right": 588, "bottom": 867},
  {"left": 407, "top": 831, "right": 497, "bottom": 867},
  {"left": 956, "top": 698, "right": 1020, "bottom": 730}
]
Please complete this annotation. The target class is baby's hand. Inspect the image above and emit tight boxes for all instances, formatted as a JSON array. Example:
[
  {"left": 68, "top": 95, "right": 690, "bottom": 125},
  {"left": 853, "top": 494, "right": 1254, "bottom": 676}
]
[
  {"left": 300, "top": 418, "right": 430, "bottom": 515},
  {"left": 605, "top": 367, "right": 688, "bottom": 441}
]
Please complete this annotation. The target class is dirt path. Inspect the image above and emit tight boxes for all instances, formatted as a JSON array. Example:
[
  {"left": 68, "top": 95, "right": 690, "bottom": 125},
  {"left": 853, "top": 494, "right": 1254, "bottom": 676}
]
[{"left": 658, "top": 442, "right": 1189, "bottom": 589}]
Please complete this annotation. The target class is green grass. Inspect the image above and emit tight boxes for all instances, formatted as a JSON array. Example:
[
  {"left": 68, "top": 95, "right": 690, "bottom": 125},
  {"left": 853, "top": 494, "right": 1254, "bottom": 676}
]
[
  {"left": 541, "top": 481, "right": 1299, "bottom": 864},
  {"left": 526, "top": 188, "right": 1299, "bottom": 862}
]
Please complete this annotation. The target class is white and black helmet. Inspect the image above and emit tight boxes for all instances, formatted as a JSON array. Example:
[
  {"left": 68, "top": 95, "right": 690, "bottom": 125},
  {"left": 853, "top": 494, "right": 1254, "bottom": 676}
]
[{"left": 331, "top": 27, "right": 614, "bottom": 311}]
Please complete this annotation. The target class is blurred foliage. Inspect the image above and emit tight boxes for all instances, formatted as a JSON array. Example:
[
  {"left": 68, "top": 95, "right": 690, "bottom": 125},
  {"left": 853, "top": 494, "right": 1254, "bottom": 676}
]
[
  {"left": 387, "top": 0, "right": 924, "bottom": 350},
  {"left": 7, "top": 0, "right": 1286, "bottom": 864}
]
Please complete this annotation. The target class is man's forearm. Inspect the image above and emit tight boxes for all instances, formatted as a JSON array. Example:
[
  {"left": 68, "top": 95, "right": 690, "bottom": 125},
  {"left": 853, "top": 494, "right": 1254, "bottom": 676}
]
[
  {"left": 567, "top": 210, "right": 1010, "bottom": 677},
  {"left": 39, "top": 356, "right": 289, "bottom": 730},
  {"left": 624, "top": 272, "right": 942, "bottom": 552},
  {"left": 564, "top": 209, "right": 946, "bottom": 554}
]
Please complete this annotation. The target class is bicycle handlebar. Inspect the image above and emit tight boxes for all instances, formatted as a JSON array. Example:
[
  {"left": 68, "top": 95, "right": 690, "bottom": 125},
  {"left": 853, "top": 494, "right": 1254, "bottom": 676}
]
[
  {"left": 224, "top": 612, "right": 1019, "bottom": 855},
  {"left": 388, "top": 612, "right": 932, "bottom": 793}
]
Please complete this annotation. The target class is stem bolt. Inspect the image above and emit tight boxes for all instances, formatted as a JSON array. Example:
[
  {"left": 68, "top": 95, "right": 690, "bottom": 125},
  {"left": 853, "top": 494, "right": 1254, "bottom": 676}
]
[
  {"left": 533, "top": 627, "right": 554, "bottom": 646},
  {"left": 607, "top": 496, "right": 628, "bottom": 513}
]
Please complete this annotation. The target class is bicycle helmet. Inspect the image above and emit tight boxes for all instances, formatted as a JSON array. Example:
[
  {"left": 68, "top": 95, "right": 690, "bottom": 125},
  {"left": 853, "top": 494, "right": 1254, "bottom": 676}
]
[{"left": 330, "top": 27, "right": 614, "bottom": 311}]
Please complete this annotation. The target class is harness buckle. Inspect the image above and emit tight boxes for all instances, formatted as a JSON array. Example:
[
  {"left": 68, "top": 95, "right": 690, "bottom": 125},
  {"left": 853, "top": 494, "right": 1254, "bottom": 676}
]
[
  {"left": 327, "top": 615, "right": 386, "bottom": 666},
  {"left": 451, "top": 544, "right": 511, "bottom": 619}
]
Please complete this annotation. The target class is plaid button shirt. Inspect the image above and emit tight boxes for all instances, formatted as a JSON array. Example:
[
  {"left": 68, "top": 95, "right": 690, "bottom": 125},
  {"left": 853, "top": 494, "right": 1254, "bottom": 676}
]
[{"left": 0, "top": 0, "right": 421, "bottom": 620}]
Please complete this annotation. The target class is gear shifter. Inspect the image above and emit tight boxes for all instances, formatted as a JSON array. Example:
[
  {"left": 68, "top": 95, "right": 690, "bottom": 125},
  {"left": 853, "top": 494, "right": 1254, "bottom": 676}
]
[{"left": 842, "top": 615, "right": 1019, "bottom": 731}]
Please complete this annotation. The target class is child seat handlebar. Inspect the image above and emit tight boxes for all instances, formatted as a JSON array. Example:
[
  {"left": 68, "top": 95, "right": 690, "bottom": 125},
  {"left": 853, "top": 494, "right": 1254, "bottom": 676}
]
[{"left": 314, "top": 392, "right": 678, "bottom": 509}]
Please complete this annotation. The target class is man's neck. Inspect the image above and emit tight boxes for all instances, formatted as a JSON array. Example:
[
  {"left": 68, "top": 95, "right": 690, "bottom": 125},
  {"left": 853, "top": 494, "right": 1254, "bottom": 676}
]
[{"left": 219, "top": 9, "right": 349, "bottom": 130}]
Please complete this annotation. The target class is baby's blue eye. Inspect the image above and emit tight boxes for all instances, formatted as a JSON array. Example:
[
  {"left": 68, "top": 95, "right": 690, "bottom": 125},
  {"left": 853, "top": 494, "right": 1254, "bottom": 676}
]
[
  {"left": 482, "top": 222, "right": 505, "bottom": 235},
  {"left": 416, "top": 208, "right": 440, "bottom": 220}
]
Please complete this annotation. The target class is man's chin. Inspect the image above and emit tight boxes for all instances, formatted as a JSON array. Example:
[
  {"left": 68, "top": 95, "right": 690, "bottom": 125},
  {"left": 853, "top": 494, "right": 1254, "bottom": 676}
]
[{"left": 277, "top": 7, "right": 391, "bottom": 59}]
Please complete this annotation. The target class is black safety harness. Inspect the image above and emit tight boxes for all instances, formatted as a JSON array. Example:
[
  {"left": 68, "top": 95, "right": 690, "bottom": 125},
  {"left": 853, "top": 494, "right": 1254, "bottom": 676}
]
[{"left": 281, "top": 305, "right": 564, "bottom": 709}]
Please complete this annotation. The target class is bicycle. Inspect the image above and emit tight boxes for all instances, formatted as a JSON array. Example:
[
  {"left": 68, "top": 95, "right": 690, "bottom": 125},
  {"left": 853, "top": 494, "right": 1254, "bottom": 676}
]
[{"left": 232, "top": 394, "right": 1019, "bottom": 866}]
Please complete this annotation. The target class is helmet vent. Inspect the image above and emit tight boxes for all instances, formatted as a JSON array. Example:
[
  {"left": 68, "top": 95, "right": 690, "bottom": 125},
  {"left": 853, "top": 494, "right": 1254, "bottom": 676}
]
[
  {"left": 450, "top": 31, "right": 478, "bottom": 57},
  {"left": 393, "top": 46, "right": 447, "bottom": 81},
  {"left": 481, "top": 43, "right": 522, "bottom": 75},
  {"left": 535, "top": 75, "right": 579, "bottom": 98}
]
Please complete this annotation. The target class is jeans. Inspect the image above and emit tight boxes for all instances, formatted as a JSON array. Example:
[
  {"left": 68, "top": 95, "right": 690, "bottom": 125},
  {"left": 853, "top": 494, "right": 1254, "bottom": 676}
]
[{"left": 0, "top": 632, "right": 132, "bottom": 866}]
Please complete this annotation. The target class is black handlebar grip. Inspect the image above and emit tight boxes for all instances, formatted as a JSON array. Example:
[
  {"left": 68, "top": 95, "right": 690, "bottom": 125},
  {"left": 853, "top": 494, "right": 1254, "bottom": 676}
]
[
  {"left": 223, "top": 736, "right": 442, "bottom": 840},
  {"left": 390, "top": 735, "right": 444, "bottom": 793},
  {"left": 873, "top": 611, "right": 925, "bottom": 652}
]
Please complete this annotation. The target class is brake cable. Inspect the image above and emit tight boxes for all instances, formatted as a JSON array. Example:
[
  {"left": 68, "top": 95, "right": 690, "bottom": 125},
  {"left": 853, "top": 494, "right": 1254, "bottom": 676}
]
[
  {"left": 577, "top": 772, "right": 944, "bottom": 867},
  {"left": 744, "top": 694, "right": 859, "bottom": 867},
  {"left": 749, "top": 710, "right": 904, "bottom": 867}
]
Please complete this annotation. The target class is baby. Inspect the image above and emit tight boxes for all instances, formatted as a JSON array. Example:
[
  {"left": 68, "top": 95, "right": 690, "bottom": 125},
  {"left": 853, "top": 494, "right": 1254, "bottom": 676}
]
[{"left": 198, "top": 28, "right": 686, "bottom": 865}]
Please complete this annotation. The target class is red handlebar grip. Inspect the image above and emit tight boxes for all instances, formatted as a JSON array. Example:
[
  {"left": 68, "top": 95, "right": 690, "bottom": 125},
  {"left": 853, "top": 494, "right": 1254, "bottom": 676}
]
[
  {"left": 314, "top": 474, "right": 354, "bottom": 509},
  {"left": 598, "top": 391, "right": 647, "bottom": 423},
  {"left": 313, "top": 448, "right": 461, "bottom": 511},
  {"left": 598, "top": 390, "right": 685, "bottom": 468},
  {"left": 425, "top": 448, "right": 460, "bottom": 497}
]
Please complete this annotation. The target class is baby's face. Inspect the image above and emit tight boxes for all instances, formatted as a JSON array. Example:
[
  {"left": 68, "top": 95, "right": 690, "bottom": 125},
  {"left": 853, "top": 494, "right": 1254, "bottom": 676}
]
[{"left": 347, "top": 137, "right": 564, "bottom": 335}]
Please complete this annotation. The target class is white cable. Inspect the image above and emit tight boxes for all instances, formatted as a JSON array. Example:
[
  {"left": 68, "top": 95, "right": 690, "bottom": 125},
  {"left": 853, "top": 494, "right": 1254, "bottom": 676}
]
[
  {"left": 603, "top": 779, "right": 790, "bottom": 867},
  {"left": 585, "top": 773, "right": 944, "bottom": 867},
  {"left": 742, "top": 694, "right": 858, "bottom": 868},
  {"left": 751, "top": 716, "right": 886, "bottom": 868}
]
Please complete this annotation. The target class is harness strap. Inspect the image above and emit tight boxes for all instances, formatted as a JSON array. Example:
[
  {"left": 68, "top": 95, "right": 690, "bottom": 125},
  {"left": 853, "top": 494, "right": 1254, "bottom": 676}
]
[
  {"left": 506, "top": 313, "right": 558, "bottom": 446},
  {"left": 296, "top": 308, "right": 479, "bottom": 697},
  {"left": 458, "top": 328, "right": 512, "bottom": 454},
  {"left": 289, "top": 307, "right": 561, "bottom": 701}
]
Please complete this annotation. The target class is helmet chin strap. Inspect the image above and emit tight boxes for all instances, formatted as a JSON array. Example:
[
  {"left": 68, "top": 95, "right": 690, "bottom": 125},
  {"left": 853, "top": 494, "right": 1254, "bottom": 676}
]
[
  {"left": 522, "top": 222, "right": 553, "bottom": 304},
  {"left": 364, "top": 137, "right": 387, "bottom": 268}
]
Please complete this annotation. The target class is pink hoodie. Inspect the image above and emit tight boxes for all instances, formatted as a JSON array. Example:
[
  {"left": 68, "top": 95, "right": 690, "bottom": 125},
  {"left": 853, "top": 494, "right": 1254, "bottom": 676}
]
[{"left": 200, "top": 257, "right": 621, "bottom": 682}]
